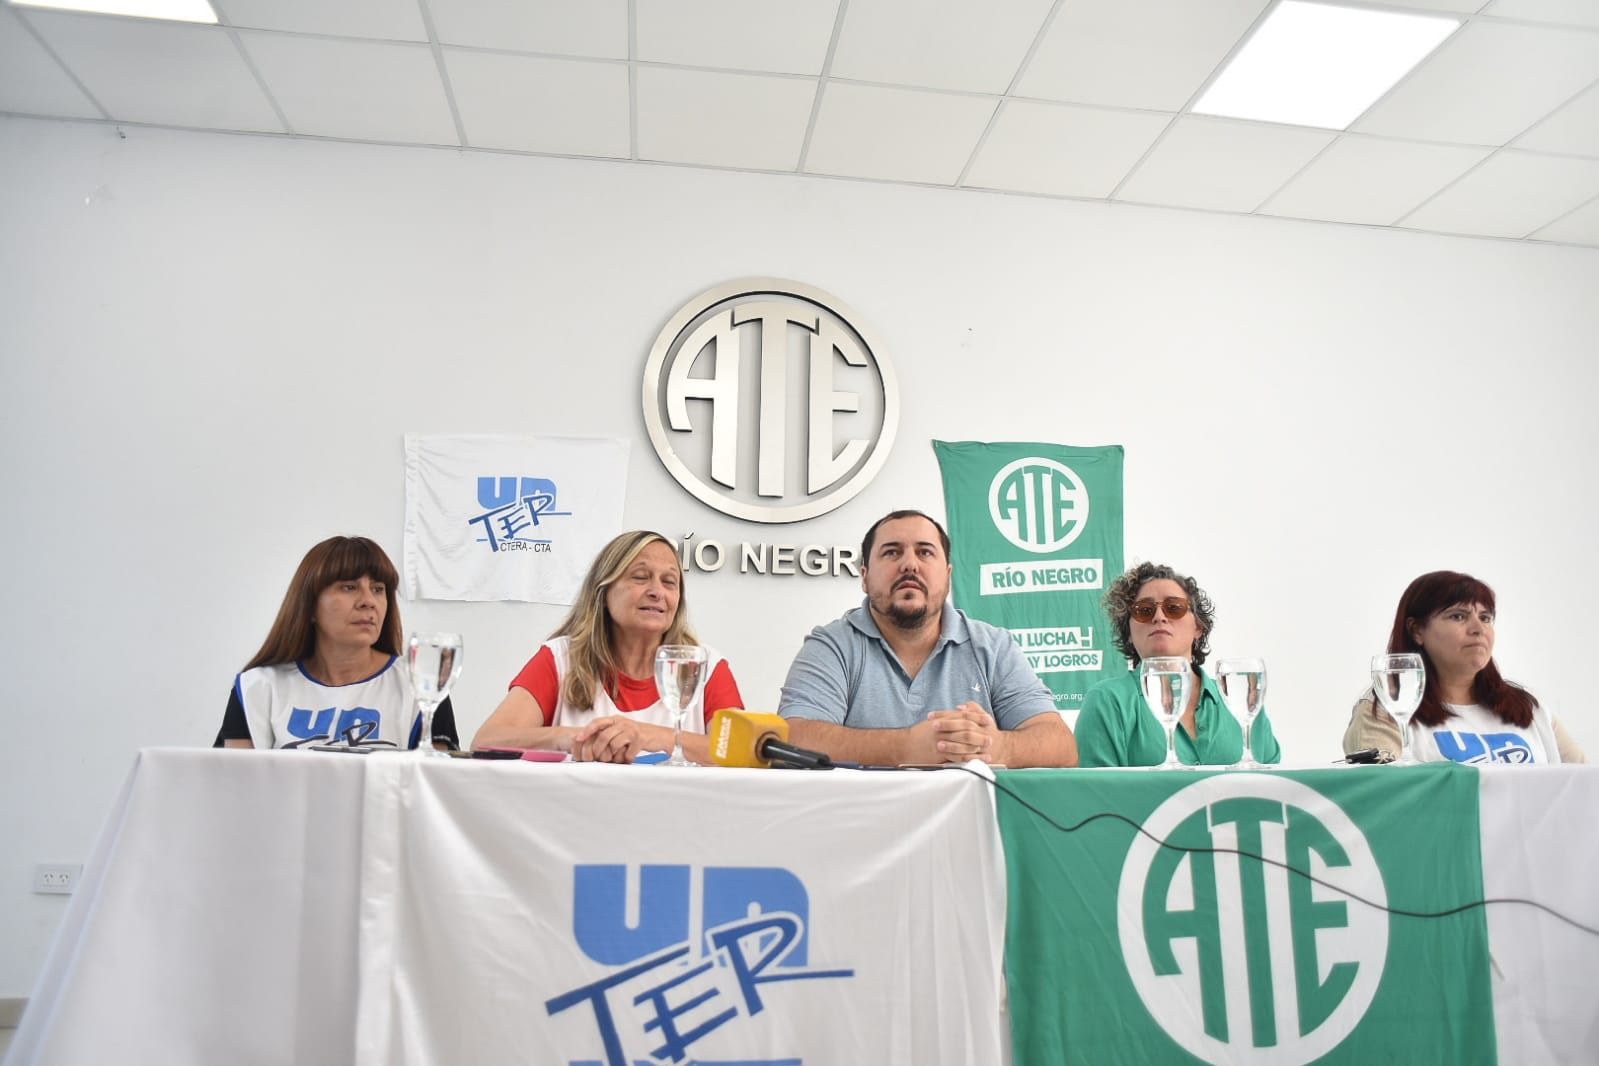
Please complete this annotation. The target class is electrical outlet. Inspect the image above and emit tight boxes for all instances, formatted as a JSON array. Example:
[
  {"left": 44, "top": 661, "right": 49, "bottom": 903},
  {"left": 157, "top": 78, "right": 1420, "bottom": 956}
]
[{"left": 34, "top": 863, "right": 82, "bottom": 895}]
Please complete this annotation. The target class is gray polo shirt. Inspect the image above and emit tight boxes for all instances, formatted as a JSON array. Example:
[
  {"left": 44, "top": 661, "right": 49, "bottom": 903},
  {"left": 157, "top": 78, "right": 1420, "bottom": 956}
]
[{"left": 777, "top": 599, "right": 1057, "bottom": 730}]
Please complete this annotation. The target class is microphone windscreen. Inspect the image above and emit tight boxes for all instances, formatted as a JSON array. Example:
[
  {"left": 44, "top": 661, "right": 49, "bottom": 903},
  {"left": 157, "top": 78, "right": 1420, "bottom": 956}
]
[{"left": 709, "top": 709, "right": 789, "bottom": 768}]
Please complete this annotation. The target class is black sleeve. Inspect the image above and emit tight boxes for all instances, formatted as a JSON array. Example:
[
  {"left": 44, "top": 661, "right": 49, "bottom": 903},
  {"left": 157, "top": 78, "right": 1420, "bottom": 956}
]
[
  {"left": 213, "top": 685, "right": 250, "bottom": 747},
  {"left": 429, "top": 696, "right": 461, "bottom": 750}
]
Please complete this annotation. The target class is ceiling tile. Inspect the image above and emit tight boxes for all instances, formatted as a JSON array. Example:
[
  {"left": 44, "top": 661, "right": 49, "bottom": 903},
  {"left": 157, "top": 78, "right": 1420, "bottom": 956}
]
[
  {"left": 1114, "top": 116, "right": 1333, "bottom": 212},
  {"left": 1384, "top": 0, "right": 1490, "bottom": 11},
  {"left": 636, "top": 0, "right": 838, "bottom": 75},
  {"left": 636, "top": 66, "right": 815, "bottom": 171},
  {"left": 1399, "top": 149, "right": 1599, "bottom": 237},
  {"left": 1513, "top": 80, "right": 1599, "bottom": 156},
  {"left": 0, "top": 8, "right": 101, "bottom": 118},
  {"left": 444, "top": 50, "right": 627, "bottom": 157},
  {"left": 828, "top": 0, "right": 1054, "bottom": 94},
  {"left": 964, "top": 99, "right": 1169, "bottom": 197},
  {"left": 1486, "top": 0, "right": 1599, "bottom": 28},
  {"left": 239, "top": 32, "right": 456, "bottom": 143},
  {"left": 1528, "top": 194, "right": 1599, "bottom": 245},
  {"left": 426, "top": 0, "right": 626, "bottom": 59},
  {"left": 214, "top": 0, "right": 425, "bottom": 41},
  {"left": 22, "top": 10, "right": 281, "bottom": 131},
  {"left": 1017, "top": 0, "right": 1268, "bottom": 111},
  {"left": 805, "top": 82, "right": 997, "bottom": 184},
  {"left": 1356, "top": 20, "right": 1599, "bottom": 146},
  {"left": 1260, "top": 136, "right": 1490, "bottom": 225}
]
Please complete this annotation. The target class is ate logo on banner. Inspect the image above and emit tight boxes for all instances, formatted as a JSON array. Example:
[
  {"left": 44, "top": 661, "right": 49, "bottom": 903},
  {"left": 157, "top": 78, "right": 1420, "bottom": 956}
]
[
  {"left": 1119, "top": 776, "right": 1389, "bottom": 1065},
  {"left": 546, "top": 864, "right": 855, "bottom": 1066},
  {"left": 468, "top": 476, "right": 572, "bottom": 553},
  {"left": 988, "top": 456, "right": 1090, "bottom": 554}
]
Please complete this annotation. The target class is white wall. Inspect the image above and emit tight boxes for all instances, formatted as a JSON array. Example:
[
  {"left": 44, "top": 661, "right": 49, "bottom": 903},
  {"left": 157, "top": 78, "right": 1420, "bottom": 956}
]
[{"left": 2, "top": 115, "right": 1596, "bottom": 996}]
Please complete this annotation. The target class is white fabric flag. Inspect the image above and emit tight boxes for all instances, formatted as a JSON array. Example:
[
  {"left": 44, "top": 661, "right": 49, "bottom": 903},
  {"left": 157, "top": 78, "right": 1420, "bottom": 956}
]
[
  {"left": 354, "top": 760, "right": 1011, "bottom": 1066},
  {"left": 404, "top": 434, "right": 629, "bottom": 603}
]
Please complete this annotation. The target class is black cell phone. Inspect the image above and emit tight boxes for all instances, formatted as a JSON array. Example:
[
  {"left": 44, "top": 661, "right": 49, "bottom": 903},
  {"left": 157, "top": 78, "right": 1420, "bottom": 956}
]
[
  {"left": 472, "top": 747, "right": 525, "bottom": 759},
  {"left": 1345, "top": 748, "right": 1384, "bottom": 764}
]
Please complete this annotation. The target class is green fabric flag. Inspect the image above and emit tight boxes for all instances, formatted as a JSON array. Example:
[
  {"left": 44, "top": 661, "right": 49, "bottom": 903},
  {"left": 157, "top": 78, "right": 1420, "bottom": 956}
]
[
  {"left": 934, "top": 441, "right": 1125, "bottom": 711},
  {"left": 996, "top": 764, "right": 1495, "bottom": 1065}
]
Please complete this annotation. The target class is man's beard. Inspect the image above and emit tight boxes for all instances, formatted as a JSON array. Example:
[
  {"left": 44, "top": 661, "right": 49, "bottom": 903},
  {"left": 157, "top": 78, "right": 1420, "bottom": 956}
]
[
  {"left": 883, "top": 600, "right": 930, "bottom": 630},
  {"left": 880, "top": 578, "right": 934, "bottom": 630}
]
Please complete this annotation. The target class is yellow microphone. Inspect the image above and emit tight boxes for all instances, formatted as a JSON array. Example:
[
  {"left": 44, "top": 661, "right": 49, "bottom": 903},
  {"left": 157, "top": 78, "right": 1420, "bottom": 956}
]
[{"left": 709, "top": 709, "right": 833, "bottom": 769}]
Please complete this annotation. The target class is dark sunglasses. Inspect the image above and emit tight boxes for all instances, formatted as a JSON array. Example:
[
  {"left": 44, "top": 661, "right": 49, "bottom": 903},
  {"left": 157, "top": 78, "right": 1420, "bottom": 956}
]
[{"left": 1130, "top": 597, "right": 1191, "bottom": 623}]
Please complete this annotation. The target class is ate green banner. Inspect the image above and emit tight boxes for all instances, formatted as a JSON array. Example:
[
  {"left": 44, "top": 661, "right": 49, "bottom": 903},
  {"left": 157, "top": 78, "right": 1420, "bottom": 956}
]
[
  {"left": 933, "top": 441, "right": 1124, "bottom": 711},
  {"left": 995, "top": 764, "right": 1495, "bottom": 1066}
]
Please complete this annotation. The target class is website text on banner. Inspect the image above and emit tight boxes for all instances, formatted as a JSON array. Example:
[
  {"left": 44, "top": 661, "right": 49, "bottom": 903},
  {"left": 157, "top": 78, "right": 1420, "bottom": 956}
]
[
  {"left": 404, "top": 434, "right": 629, "bottom": 603},
  {"left": 935, "top": 441, "right": 1124, "bottom": 712},
  {"left": 996, "top": 764, "right": 1493, "bottom": 1066}
]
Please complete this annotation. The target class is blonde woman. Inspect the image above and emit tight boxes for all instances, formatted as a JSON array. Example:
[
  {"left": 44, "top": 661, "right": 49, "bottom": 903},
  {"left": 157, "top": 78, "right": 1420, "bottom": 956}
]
[{"left": 472, "top": 530, "right": 743, "bottom": 763}]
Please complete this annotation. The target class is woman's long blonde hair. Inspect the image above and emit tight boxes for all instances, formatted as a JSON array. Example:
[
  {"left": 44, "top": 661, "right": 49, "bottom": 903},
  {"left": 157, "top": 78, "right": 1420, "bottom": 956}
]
[{"left": 550, "top": 531, "right": 698, "bottom": 708}]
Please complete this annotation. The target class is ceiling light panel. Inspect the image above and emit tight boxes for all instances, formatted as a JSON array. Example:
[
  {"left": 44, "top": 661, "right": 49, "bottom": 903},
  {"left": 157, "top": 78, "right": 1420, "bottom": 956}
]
[
  {"left": 1193, "top": 1, "right": 1458, "bottom": 130},
  {"left": 1017, "top": 0, "right": 1268, "bottom": 112},
  {"left": 11, "top": 0, "right": 215, "bottom": 22}
]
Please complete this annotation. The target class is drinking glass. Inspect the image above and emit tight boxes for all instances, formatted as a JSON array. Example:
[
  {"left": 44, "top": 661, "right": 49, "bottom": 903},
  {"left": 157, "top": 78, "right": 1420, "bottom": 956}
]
[
  {"left": 655, "top": 644, "right": 708, "bottom": 767},
  {"left": 408, "top": 632, "right": 464, "bottom": 757},
  {"left": 1216, "top": 657, "right": 1267, "bottom": 770},
  {"left": 1140, "top": 656, "right": 1192, "bottom": 770},
  {"left": 1371, "top": 653, "right": 1425, "bottom": 765}
]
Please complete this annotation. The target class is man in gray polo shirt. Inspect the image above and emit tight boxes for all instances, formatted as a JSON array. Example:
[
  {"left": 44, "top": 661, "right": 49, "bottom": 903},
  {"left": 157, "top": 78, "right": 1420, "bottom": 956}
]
[{"left": 777, "top": 509, "right": 1078, "bottom": 768}]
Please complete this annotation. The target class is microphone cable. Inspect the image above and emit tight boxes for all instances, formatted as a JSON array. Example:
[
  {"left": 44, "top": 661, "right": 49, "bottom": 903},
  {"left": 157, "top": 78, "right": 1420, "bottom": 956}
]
[{"left": 945, "top": 763, "right": 1599, "bottom": 938}]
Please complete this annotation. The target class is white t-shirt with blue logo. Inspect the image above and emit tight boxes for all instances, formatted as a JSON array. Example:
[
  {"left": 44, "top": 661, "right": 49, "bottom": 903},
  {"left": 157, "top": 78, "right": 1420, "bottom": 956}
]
[{"left": 1411, "top": 702, "right": 1561, "bottom": 765}]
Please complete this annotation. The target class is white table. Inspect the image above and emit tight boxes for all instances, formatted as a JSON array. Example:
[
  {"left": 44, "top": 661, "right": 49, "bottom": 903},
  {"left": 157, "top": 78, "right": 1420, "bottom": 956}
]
[{"left": 6, "top": 749, "right": 1009, "bottom": 1066}]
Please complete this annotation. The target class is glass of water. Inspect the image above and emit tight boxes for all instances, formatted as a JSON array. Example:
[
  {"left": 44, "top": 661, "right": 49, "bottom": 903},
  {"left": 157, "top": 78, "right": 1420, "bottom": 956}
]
[
  {"left": 655, "top": 644, "right": 708, "bottom": 767},
  {"left": 1370, "top": 653, "right": 1425, "bottom": 765},
  {"left": 407, "top": 633, "right": 463, "bottom": 757},
  {"left": 1216, "top": 657, "right": 1267, "bottom": 770},
  {"left": 1140, "top": 656, "right": 1192, "bottom": 769}
]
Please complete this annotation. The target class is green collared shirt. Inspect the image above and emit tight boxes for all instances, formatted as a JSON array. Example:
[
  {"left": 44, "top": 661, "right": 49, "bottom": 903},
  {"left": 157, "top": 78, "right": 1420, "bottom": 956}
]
[{"left": 1075, "top": 665, "right": 1281, "bottom": 767}]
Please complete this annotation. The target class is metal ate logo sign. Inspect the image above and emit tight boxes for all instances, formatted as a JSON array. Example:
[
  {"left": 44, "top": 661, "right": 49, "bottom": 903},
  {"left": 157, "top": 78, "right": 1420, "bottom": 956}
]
[
  {"left": 546, "top": 863, "right": 854, "bottom": 1065},
  {"left": 1119, "top": 776, "right": 1389, "bottom": 1065},
  {"left": 642, "top": 279, "right": 899, "bottom": 524},
  {"left": 988, "top": 456, "right": 1089, "bottom": 554}
]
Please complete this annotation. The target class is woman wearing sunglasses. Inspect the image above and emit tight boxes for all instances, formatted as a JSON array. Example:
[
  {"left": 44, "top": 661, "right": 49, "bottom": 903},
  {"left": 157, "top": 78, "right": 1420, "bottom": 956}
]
[
  {"left": 1075, "top": 561, "right": 1281, "bottom": 767},
  {"left": 1343, "top": 570, "right": 1584, "bottom": 764}
]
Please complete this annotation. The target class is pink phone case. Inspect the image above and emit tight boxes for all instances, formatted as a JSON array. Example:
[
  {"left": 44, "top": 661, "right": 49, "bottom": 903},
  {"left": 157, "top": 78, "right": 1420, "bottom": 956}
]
[{"left": 520, "top": 749, "right": 567, "bottom": 762}]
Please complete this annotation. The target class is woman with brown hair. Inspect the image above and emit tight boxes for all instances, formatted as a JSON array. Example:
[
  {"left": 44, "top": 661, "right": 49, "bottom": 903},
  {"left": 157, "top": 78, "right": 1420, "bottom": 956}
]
[
  {"left": 213, "top": 536, "right": 457, "bottom": 750},
  {"left": 472, "top": 530, "right": 743, "bottom": 763},
  {"left": 1344, "top": 570, "right": 1583, "bottom": 764}
]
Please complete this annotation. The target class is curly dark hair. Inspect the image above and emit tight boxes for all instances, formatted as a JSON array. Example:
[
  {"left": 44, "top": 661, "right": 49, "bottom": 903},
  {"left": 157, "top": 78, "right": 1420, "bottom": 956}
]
[{"left": 1102, "top": 561, "right": 1216, "bottom": 667}]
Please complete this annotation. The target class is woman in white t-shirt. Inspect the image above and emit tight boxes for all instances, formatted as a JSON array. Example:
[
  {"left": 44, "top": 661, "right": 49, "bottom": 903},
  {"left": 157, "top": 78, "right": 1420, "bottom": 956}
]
[
  {"left": 213, "top": 536, "right": 457, "bottom": 750},
  {"left": 1343, "top": 570, "right": 1583, "bottom": 765}
]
